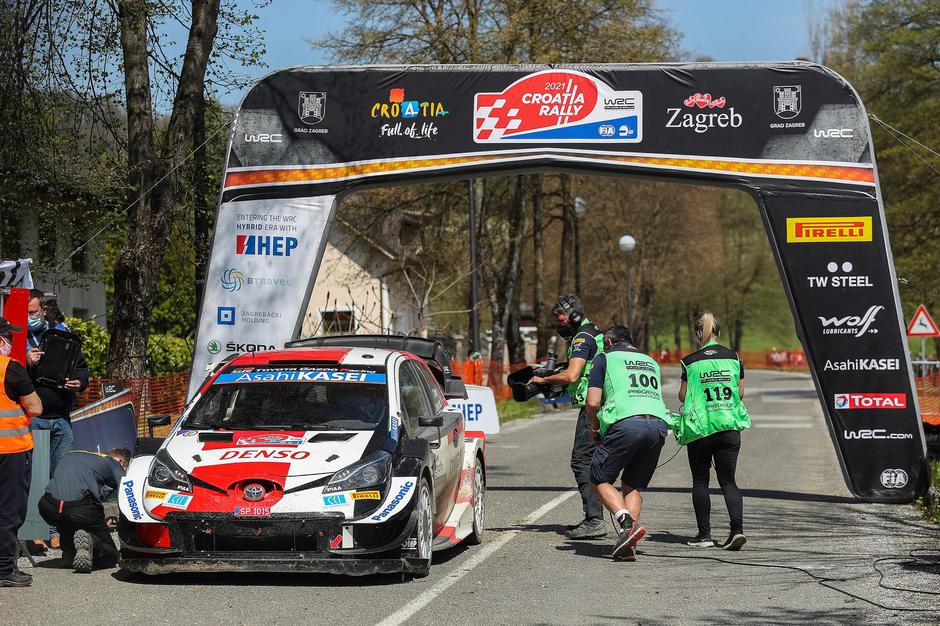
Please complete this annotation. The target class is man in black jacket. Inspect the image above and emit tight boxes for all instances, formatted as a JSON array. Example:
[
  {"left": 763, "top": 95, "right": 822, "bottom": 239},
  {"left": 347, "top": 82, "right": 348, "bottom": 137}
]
[
  {"left": 26, "top": 289, "right": 90, "bottom": 548},
  {"left": 38, "top": 448, "right": 129, "bottom": 572}
]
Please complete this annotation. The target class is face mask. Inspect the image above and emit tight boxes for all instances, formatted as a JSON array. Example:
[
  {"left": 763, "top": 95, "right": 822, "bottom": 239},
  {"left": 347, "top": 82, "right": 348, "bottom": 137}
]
[
  {"left": 556, "top": 324, "right": 576, "bottom": 340},
  {"left": 27, "top": 316, "right": 45, "bottom": 331},
  {"left": 0, "top": 338, "right": 11, "bottom": 357}
]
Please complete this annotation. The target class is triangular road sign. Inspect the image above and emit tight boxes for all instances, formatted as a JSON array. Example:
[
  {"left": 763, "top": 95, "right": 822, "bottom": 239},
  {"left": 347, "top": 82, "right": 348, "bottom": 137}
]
[{"left": 907, "top": 304, "right": 940, "bottom": 337}]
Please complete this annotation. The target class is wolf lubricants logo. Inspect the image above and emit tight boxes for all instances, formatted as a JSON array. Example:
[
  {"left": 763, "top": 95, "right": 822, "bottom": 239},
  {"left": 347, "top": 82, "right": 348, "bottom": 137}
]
[
  {"left": 786, "top": 217, "right": 872, "bottom": 243},
  {"left": 474, "top": 70, "right": 642, "bottom": 143}
]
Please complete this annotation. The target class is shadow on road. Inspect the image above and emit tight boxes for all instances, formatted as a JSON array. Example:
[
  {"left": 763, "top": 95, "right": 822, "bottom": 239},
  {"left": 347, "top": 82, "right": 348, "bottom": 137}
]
[{"left": 645, "top": 486, "right": 858, "bottom": 504}]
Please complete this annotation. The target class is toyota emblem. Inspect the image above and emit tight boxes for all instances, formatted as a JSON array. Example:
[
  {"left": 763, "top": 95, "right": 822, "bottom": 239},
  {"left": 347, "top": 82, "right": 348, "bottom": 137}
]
[{"left": 243, "top": 484, "right": 265, "bottom": 501}]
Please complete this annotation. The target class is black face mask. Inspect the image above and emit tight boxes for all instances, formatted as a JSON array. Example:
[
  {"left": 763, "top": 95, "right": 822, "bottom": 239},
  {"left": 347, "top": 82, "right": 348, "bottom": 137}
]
[{"left": 556, "top": 323, "right": 577, "bottom": 340}]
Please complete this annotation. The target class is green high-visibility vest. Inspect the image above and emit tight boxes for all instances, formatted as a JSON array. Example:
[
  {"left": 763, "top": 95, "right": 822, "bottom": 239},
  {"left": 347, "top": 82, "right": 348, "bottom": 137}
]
[
  {"left": 677, "top": 341, "right": 750, "bottom": 445},
  {"left": 567, "top": 320, "right": 603, "bottom": 407},
  {"left": 599, "top": 347, "right": 671, "bottom": 436}
]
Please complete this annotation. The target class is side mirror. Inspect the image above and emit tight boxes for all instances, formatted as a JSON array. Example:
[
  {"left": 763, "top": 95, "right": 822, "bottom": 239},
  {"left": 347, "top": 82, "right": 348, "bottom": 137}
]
[
  {"left": 444, "top": 376, "right": 468, "bottom": 400},
  {"left": 146, "top": 414, "right": 171, "bottom": 438},
  {"left": 418, "top": 414, "right": 443, "bottom": 428}
]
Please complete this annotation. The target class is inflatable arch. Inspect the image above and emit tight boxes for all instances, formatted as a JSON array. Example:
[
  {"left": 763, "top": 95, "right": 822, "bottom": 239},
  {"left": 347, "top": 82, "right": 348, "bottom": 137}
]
[{"left": 191, "top": 63, "right": 929, "bottom": 502}]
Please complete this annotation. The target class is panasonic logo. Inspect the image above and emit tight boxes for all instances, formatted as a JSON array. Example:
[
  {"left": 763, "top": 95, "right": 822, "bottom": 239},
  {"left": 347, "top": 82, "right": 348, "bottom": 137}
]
[
  {"left": 370, "top": 481, "right": 414, "bottom": 521},
  {"left": 123, "top": 480, "right": 142, "bottom": 520}
]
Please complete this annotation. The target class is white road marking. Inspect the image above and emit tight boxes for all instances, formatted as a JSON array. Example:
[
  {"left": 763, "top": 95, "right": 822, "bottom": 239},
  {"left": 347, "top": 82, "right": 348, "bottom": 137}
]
[
  {"left": 375, "top": 490, "right": 579, "bottom": 626},
  {"left": 752, "top": 423, "right": 814, "bottom": 429},
  {"left": 751, "top": 414, "right": 814, "bottom": 421}
]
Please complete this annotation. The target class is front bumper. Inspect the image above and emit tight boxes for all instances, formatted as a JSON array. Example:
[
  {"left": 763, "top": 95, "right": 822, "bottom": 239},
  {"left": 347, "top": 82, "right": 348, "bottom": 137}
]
[
  {"left": 119, "top": 506, "right": 419, "bottom": 575},
  {"left": 120, "top": 552, "right": 427, "bottom": 575}
]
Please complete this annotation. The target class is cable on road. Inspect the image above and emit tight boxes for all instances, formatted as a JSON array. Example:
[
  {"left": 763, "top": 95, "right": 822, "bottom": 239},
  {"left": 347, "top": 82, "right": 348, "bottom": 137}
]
[
  {"left": 638, "top": 547, "right": 940, "bottom": 613},
  {"left": 655, "top": 446, "right": 683, "bottom": 469}
]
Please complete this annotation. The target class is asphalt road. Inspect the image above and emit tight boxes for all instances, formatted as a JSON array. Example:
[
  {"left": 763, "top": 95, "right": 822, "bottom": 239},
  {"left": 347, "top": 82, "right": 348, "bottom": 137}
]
[{"left": 6, "top": 368, "right": 939, "bottom": 625}]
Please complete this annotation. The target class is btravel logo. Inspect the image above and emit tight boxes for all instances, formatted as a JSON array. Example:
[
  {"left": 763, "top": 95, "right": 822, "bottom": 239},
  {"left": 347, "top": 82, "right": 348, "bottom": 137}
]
[
  {"left": 666, "top": 92, "right": 742, "bottom": 134},
  {"left": 833, "top": 393, "right": 907, "bottom": 410},
  {"left": 806, "top": 260, "right": 873, "bottom": 289},
  {"left": 474, "top": 70, "right": 642, "bottom": 143},
  {"left": 221, "top": 268, "right": 244, "bottom": 292},
  {"left": 236, "top": 235, "right": 298, "bottom": 257},
  {"left": 818, "top": 305, "right": 883, "bottom": 337},
  {"left": 786, "top": 217, "right": 872, "bottom": 243}
]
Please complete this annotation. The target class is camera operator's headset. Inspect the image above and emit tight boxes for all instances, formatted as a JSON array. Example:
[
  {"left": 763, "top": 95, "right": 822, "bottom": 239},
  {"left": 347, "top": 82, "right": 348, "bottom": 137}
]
[{"left": 552, "top": 294, "right": 584, "bottom": 328}]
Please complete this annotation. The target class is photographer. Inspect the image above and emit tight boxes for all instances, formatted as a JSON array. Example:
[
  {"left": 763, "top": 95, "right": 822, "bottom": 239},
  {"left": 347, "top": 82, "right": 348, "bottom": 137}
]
[
  {"left": 529, "top": 294, "right": 606, "bottom": 540},
  {"left": 585, "top": 325, "right": 670, "bottom": 561}
]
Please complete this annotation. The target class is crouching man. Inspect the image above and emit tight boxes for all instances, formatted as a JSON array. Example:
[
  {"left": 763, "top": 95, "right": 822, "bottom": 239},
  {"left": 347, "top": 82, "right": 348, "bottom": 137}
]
[
  {"left": 585, "top": 325, "right": 671, "bottom": 561},
  {"left": 38, "top": 448, "right": 130, "bottom": 572}
]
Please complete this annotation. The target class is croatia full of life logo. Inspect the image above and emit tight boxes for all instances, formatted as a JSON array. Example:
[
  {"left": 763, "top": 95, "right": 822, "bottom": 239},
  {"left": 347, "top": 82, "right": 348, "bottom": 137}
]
[{"left": 474, "top": 70, "right": 643, "bottom": 143}]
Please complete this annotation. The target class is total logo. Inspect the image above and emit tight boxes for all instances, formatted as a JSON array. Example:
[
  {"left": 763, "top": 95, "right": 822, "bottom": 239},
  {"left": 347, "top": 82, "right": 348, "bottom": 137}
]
[
  {"left": 786, "top": 216, "right": 872, "bottom": 243},
  {"left": 833, "top": 393, "right": 907, "bottom": 410},
  {"left": 236, "top": 235, "right": 298, "bottom": 256},
  {"left": 806, "top": 261, "right": 873, "bottom": 289},
  {"left": 665, "top": 92, "right": 742, "bottom": 134},
  {"left": 474, "top": 70, "right": 642, "bottom": 143},
  {"left": 818, "top": 305, "right": 883, "bottom": 337},
  {"left": 843, "top": 429, "right": 913, "bottom": 440}
]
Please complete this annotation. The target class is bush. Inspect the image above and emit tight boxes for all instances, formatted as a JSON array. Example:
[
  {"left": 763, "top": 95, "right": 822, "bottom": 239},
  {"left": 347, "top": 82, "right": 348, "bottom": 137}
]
[{"left": 64, "top": 317, "right": 192, "bottom": 377}]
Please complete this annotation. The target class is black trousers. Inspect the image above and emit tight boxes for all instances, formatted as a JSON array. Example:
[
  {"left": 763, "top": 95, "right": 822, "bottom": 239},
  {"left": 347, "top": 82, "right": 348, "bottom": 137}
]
[
  {"left": 687, "top": 429, "right": 743, "bottom": 536},
  {"left": 38, "top": 493, "right": 117, "bottom": 567},
  {"left": 0, "top": 450, "right": 31, "bottom": 574},
  {"left": 571, "top": 408, "right": 603, "bottom": 520}
]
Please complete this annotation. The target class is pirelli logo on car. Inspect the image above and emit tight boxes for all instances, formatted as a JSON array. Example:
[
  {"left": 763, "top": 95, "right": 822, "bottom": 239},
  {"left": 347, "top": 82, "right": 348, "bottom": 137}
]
[{"left": 786, "top": 216, "right": 873, "bottom": 243}]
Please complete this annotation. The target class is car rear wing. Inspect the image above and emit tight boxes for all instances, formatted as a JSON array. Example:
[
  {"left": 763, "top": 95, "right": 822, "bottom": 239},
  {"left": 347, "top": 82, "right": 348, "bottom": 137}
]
[{"left": 286, "top": 335, "right": 467, "bottom": 399}]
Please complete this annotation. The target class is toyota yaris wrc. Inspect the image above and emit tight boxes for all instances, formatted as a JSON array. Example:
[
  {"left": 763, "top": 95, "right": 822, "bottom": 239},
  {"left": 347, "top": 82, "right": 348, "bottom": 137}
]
[{"left": 118, "top": 337, "right": 485, "bottom": 578}]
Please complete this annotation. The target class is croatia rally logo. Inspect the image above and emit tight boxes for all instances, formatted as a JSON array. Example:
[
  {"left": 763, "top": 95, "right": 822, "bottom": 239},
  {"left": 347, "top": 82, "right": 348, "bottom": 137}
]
[{"left": 474, "top": 70, "right": 643, "bottom": 143}]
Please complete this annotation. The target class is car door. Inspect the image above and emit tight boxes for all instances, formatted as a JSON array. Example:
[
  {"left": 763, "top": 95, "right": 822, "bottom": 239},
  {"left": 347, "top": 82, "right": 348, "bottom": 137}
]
[
  {"left": 414, "top": 361, "right": 464, "bottom": 524},
  {"left": 397, "top": 361, "right": 450, "bottom": 527}
]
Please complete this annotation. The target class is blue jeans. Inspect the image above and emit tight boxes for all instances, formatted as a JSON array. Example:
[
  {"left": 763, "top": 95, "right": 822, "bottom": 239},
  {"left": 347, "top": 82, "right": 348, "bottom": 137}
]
[{"left": 29, "top": 417, "right": 73, "bottom": 481}]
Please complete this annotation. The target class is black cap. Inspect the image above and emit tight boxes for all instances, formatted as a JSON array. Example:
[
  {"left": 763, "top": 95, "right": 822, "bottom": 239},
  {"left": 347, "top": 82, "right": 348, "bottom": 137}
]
[{"left": 0, "top": 318, "right": 22, "bottom": 335}]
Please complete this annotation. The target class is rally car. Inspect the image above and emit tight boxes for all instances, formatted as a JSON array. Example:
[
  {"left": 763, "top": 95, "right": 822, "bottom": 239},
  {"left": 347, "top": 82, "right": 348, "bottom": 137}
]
[{"left": 117, "top": 336, "right": 485, "bottom": 578}]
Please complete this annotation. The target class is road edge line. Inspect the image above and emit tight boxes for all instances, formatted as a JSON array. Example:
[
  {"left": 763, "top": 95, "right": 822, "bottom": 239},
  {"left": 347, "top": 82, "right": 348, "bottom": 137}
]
[{"left": 374, "top": 490, "right": 579, "bottom": 626}]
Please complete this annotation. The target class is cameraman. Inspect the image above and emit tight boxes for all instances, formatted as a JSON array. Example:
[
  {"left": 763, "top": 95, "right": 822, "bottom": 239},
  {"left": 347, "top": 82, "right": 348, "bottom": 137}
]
[
  {"left": 529, "top": 294, "right": 606, "bottom": 540},
  {"left": 585, "top": 325, "right": 670, "bottom": 561}
]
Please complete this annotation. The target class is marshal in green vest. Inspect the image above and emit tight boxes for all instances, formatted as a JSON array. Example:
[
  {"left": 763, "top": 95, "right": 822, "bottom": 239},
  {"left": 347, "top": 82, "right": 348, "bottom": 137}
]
[
  {"left": 677, "top": 341, "right": 750, "bottom": 445},
  {"left": 567, "top": 319, "right": 604, "bottom": 407},
  {"left": 598, "top": 347, "right": 671, "bottom": 436}
]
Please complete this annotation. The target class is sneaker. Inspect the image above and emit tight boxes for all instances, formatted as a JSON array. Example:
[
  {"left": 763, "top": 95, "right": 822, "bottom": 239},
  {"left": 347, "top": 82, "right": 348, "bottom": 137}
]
[
  {"left": 565, "top": 517, "right": 608, "bottom": 540},
  {"left": 611, "top": 522, "right": 646, "bottom": 559},
  {"left": 0, "top": 569, "right": 32, "bottom": 587},
  {"left": 720, "top": 532, "right": 747, "bottom": 551},
  {"left": 61, "top": 551, "right": 76, "bottom": 568},
  {"left": 73, "top": 530, "right": 93, "bottom": 573},
  {"left": 686, "top": 534, "right": 715, "bottom": 548},
  {"left": 614, "top": 543, "right": 637, "bottom": 562}
]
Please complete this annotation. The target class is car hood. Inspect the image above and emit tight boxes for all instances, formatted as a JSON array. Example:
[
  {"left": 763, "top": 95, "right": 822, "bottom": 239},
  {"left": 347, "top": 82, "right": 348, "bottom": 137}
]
[{"left": 163, "top": 428, "right": 376, "bottom": 480}]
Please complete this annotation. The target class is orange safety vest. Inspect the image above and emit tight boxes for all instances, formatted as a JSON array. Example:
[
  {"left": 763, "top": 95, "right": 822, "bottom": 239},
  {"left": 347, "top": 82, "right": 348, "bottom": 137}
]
[{"left": 0, "top": 356, "right": 32, "bottom": 454}]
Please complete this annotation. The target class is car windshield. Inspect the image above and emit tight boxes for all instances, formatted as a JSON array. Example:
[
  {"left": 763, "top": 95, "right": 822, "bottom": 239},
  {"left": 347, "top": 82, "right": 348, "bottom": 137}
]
[{"left": 184, "top": 365, "right": 389, "bottom": 431}]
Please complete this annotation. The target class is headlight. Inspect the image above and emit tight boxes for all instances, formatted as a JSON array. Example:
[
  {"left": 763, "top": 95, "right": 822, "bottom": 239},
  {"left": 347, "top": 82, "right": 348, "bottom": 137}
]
[
  {"left": 323, "top": 451, "right": 391, "bottom": 494},
  {"left": 148, "top": 449, "right": 193, "bottom": 493}
]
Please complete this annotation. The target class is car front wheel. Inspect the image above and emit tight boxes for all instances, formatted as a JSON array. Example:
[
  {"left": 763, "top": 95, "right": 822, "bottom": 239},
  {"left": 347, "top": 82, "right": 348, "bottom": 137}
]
[
  {"left": 467, "top": 461, "right": 485, "bottom": 545},
  {"left": 403, "top": 477, "right": 433, "bottom": 578}
]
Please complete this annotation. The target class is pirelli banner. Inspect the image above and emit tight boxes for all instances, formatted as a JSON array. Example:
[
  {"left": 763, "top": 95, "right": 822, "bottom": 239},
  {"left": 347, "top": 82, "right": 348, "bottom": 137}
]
[{"left": 194, "top": 62, "right": 929, "bottom": 502}]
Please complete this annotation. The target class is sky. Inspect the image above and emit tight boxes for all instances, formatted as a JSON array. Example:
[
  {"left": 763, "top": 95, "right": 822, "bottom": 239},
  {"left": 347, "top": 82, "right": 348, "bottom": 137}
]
[{"left": 219, "top": 0, "right": 823, "bottom": 105}]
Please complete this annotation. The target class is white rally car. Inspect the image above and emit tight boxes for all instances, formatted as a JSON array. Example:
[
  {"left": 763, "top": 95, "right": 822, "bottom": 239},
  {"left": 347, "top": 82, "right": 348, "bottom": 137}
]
[{"left": 117, "top": 336, "right": 485, "bottom": 578}]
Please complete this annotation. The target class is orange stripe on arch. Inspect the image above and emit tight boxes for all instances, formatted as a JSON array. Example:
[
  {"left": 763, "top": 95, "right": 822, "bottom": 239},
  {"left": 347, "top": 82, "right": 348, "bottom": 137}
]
[{"left": 224, "top": 154, "right": 875, "bottom": 189}]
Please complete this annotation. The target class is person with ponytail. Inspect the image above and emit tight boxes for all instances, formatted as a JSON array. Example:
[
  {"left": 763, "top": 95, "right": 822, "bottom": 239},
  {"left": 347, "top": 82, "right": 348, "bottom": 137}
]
[{"left": 677, "top": 312, "right": 750, "bottom": 550}]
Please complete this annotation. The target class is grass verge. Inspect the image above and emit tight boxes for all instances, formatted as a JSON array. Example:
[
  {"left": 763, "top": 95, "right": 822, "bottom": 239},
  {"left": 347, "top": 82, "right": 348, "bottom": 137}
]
[{"left": 496, "top": 398, "right": 541, "bottom": 424}]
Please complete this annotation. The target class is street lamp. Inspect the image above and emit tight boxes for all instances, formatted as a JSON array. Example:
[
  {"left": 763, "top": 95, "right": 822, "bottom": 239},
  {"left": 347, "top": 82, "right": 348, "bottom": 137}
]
[
  {"left": 574, "top": 196, "right": 587, "bottom": 293},
  {"left": 618, "top": 234, "right": 636, "bottom": 327}
]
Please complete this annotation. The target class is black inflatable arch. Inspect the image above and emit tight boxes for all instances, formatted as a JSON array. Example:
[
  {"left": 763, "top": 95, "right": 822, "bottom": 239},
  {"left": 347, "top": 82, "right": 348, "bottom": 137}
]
[{"left": 192, "top": 62, "right": 929, "bottom": 502}]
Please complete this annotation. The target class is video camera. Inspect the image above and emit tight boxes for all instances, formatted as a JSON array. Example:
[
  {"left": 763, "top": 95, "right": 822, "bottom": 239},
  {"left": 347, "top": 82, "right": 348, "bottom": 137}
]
[{"left": 506, "top": 352, "right": 568, "bottom": 402}]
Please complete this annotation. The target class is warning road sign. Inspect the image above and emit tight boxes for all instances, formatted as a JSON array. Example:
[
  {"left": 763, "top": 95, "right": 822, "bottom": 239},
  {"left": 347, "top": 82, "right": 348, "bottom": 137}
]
[{"left": 907, "top": 304, "right": 940, "bottom": 337}]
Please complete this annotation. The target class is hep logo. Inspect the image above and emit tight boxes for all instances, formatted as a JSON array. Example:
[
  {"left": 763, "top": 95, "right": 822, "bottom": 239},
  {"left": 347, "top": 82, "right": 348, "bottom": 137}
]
[{"left": 236, "top": 235, "right": 298, "bottom": 257}]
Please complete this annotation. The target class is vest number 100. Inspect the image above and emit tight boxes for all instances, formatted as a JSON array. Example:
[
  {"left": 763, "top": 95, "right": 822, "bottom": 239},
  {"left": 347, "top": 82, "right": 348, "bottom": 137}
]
[
  {"left": 628, "top": 373, "right": 659, "bottom": 389},
  {"left": 703, "top": 386, "right": 732, "bottom": 401}
]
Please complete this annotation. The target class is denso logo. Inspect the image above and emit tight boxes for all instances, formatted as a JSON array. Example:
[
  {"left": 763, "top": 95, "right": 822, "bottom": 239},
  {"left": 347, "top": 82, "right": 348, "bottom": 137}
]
[
  {"left": 244, "top": 133, "right": 283, "bottom": 143},
  {"left": 219, "top": 449, "right": 311, "bottom": 460},
  {"left": 786, "top": 217, "right": 872, "bottom": 243},
  {"left": 123, "top": 480, "right": 142, "bottom": 520},
  {"left": 236, "top": 235, "right": 298, "bottom": 256},
  {"left": 833, "top": 393, "right": 907, "bottom": 410},
  {"left": 819, "top": 305, "right": 883, "bottom": 337},
  {"left": 843, "top": 429, "right": 913, "bottom": 440},
  {"left": 371, "top": 481, "right": 414, "bottom": 521}
]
